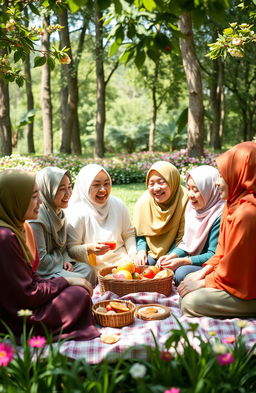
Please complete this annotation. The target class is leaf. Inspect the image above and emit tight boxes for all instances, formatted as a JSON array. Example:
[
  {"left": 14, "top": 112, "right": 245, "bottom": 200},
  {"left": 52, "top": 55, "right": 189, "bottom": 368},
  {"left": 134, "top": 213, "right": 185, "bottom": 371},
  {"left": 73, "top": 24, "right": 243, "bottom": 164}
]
[
  {"left": 176, "top": 107, "right": 188, "bottom": 133},
  {"left": 109, "top": 41, "right": 119, "bottom": 57},
  {"left": 143, "top": 0, "right": 156, "bottom": 12},
  {"left": 34, "top": 56, "right": 46, "bottom": 68},
  {"left": 135, "top": 49, "right": 146, "bottom": 69},
  {"left": 47, "top": 56, "right": 55, "bottom": 71},
  {"left": 68, "top": 0, "right": 88, "bottom": 13},
  {"left": 28, "top": 3, "right": 41, "bottom": 16},
  {"left": 14, "top": 50, "right": 24, "bottom": 63}
]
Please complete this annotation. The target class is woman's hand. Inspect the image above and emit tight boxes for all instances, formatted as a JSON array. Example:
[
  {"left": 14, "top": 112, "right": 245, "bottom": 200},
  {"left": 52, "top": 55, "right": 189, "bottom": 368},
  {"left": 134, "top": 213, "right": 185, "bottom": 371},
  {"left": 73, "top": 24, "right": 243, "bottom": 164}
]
[
  {"left": 64, "top": 262, "right": 74, "bottom": 272},
  {"left": 177, "top": 279, "right": 205, "bottom": 298},
  {"left": 87, "top": 242, "right": 110, "bottom": 256},
  {"left": 65, "top": 277, "right": 93, "bottom": 296},
  {"left": 184, "top": 265, "right": 214, "bottom": 282},
  {"left": 134, "top": 250, "right": 147, "bottom": 266},
  {"left": 157, "top": 255, "right": 190, "bottom": 271}
]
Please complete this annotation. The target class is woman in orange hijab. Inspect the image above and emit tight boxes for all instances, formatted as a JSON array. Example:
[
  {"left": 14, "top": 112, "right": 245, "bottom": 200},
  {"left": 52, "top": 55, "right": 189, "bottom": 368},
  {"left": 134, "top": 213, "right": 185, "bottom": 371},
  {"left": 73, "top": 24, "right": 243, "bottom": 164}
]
[{"left": 178, "top": 142, "right": 256, "bottom": 317}]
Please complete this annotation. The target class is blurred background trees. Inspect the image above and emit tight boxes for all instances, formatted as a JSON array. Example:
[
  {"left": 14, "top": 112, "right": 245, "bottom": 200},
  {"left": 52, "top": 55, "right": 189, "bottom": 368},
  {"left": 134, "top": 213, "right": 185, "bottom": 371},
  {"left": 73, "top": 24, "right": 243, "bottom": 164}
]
[{"left": 1, "top": 0, "right": 255, "bottom": 158}]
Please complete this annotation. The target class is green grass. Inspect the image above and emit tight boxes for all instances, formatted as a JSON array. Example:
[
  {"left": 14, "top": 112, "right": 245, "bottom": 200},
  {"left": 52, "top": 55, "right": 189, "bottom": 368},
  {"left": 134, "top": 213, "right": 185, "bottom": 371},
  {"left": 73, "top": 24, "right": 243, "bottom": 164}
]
[{"left": 112, "top": 183, "right": 146, "bottom": 222}]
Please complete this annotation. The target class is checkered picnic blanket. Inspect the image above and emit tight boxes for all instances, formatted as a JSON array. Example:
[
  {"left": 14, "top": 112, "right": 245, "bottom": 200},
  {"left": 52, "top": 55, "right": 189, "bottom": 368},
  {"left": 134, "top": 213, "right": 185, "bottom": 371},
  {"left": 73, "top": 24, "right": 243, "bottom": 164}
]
[{"left": 59, "top": 285, "right": 256, "bottom": 364}]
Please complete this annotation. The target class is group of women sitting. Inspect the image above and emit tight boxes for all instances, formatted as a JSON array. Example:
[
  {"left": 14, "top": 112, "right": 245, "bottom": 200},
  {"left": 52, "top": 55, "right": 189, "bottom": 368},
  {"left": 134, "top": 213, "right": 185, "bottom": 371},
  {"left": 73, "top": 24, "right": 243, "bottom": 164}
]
[{"left": 0, "top": 141, "right": 256, "bottom": 343}]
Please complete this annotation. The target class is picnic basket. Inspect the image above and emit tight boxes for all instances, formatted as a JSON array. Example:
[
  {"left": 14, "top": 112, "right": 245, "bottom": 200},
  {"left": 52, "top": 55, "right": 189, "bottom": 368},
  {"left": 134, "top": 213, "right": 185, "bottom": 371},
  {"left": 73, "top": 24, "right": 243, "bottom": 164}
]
[
  {"left": 92, "top": 299, "right": 136, "bottom": 327},
  {"left": 98, "top": 266, "right": 173, "bottom": 296}
]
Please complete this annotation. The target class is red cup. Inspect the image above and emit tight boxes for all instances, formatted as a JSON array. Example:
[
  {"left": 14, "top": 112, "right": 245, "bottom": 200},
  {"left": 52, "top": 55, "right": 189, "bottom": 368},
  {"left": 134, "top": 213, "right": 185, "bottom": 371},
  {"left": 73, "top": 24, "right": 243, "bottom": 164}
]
[{"left": 98, "top": 241, "right": 116, "bottom": 250}]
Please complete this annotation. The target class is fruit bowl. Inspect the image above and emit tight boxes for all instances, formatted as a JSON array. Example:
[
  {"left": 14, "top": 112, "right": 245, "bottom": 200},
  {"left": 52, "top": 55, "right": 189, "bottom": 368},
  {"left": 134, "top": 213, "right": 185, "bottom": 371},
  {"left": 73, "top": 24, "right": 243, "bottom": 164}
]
[
  {"left": 98, "top": 265, "right": 173, "bottom": 296},
  {"left": 92, "top": 299, "right": 136, "bottom": 327}
]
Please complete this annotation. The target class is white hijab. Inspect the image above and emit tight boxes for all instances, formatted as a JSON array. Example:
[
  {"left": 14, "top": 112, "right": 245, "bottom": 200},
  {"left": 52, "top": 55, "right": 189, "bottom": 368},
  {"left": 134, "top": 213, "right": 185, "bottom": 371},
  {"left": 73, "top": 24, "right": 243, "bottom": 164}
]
[
  {"left": 178, "top": 165, "right": 224, "bottom": 255},
  {"left": 68, "top": 164, "right": 112, "bottom": 225}
]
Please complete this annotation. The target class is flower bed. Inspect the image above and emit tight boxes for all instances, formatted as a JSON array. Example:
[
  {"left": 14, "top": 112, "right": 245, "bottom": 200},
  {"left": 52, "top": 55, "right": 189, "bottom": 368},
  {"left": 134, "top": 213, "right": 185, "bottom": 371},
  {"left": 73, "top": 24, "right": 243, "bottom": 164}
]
[
  {"left": 0, "top": 149, "right": 217, "bottom": 184},
  {"left": 0, "top": 307, "right": 255, "bottom": 393}
]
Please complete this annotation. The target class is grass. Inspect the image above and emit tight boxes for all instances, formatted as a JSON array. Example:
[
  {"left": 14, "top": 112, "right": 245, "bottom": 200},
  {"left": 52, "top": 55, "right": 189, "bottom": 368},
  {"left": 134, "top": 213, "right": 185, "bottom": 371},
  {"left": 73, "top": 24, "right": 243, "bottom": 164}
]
[{"left": 111, "top": 183, "right": 146, "bottom": 222}]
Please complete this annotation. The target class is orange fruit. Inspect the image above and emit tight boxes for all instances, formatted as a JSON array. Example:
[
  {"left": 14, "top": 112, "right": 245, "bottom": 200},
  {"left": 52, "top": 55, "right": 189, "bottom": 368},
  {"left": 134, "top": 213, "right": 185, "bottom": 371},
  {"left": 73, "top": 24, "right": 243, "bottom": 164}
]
[
  {"left": 109, "top": 301, "right": 130, "bottom": 312},
  {"left": 114, "top": 270, "right": 133, "bottom": 280},
  {"left": 154, "top": 269, "right": 173, "bottom": 279},
  {"left": 116, "top": 260, "right": 136, "bottom": 274},
  {"left": 148, "top": 265, "right": 160, "bottom": 275}
]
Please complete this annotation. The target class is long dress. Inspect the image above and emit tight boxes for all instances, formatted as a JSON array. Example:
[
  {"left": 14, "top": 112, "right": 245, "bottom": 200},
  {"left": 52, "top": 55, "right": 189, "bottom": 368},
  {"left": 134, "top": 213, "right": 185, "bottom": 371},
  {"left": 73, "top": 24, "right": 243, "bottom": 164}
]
[{"left": 0, "top": 227, "right": 100, "bottom": 342}]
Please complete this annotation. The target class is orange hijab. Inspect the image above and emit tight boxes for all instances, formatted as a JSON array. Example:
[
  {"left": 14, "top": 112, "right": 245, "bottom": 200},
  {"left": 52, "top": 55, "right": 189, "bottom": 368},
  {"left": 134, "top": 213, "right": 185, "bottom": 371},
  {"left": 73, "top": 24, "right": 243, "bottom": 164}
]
[{"left": 205, "top": 142, "right": 256, "bottom": 299}]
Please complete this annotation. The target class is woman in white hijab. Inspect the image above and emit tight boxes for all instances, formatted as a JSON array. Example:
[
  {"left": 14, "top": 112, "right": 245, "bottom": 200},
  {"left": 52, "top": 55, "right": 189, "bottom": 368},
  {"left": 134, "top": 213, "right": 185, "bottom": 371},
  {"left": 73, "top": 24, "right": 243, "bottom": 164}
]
[
  {"left": 66, "top": 164, "right": 137, "bottom": 272},
  {"left": 157, "top": 165, "right": 224, "bottom": 286},
  {"left": 29, "top": 167, "right": 96, "bottom": 285}
]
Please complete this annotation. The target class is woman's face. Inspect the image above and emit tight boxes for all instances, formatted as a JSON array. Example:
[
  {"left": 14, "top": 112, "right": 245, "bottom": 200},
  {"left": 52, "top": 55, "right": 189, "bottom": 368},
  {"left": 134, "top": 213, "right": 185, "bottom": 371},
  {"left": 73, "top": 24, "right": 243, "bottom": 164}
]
[
  {"left": 89, "top": 170, "right": 111, "bottom": 204},
  {"left": 186, "top": 175, "right": 205, "bottom": 210},
  {"left": 53, "top": 174, "right": 72, "bottom": 209},
  {"left": 23, "top": 183, "right": 41, "bottom": 220},
  {"left": 147, "top": 170, "right": 171, "bottom": 204},
  {"left": 216, "top": 174, "right": 229, "bottom": 200}
]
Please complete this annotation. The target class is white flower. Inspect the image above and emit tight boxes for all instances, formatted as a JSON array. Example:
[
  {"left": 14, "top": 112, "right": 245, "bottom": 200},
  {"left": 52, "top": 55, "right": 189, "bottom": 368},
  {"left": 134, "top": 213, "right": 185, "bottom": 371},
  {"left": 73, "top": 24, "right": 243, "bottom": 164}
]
[
  {"left": 129, "top": 363, "right": 147, "bottom": 379},
  {"left": 212, "top": 343, "right": 226, "bottom": 354},
  {"left": 17, "top": 309, "right": 32, "bottom": 317},
  {"left": 236, "top": 320, "right": 249, "bottom": 329},
  {"left": 227, "top": 48, "right": 244, "bottom": 57},
  {"left": 232, "top": 38, "right": 243, "bottom": 46}
]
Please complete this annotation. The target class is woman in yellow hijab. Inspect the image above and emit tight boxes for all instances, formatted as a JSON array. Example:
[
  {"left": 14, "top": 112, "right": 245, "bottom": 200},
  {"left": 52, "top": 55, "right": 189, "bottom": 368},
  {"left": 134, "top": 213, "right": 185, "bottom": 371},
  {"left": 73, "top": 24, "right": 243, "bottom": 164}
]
[{"left": 134, "top": 161, "right": 188, "bottom": 265}]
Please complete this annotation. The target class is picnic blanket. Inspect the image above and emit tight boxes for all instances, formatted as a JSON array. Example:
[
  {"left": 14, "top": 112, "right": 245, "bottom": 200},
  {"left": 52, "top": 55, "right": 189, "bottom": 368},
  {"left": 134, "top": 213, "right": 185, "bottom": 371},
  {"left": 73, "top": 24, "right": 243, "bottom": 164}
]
[{"left": 59, "top": 285, "right": 256, "bottom": 364}]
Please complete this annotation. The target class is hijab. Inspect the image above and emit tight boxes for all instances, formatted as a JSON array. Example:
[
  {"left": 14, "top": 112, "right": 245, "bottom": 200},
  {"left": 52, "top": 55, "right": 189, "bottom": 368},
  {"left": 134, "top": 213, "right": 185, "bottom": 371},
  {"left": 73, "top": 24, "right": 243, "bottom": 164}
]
[
  {"left": 68, "top": 164, "right": 112, "bottom": 225},
  {"left": 0, "top": 169, "right": 35, "bottom": 266},
  {"left": 178, "top": 165, "right": 224, "bottom": 255},
  {"left": 31, "top": 167, "right": 72, "bottom": 249},
  {"left": 205, "top": 142, "right": 256, "bottom": 299},
  {"left": 217, "top": 141, "right": 256, "bottom": 206},
  {"left": 134, "top": 161, "right": 188, "bottom": 258}
]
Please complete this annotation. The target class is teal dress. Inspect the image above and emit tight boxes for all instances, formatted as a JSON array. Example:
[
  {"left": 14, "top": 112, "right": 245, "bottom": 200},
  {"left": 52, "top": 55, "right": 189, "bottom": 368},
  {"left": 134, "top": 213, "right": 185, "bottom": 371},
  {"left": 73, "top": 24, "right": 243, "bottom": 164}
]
[{"left": 173, "top": 216, "right": 221, "bottom": 285}]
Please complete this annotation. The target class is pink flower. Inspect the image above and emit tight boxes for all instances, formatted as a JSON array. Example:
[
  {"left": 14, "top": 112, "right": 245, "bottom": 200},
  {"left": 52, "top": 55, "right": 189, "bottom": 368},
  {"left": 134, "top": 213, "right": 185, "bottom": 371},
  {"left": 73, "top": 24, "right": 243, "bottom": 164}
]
[
  {"left": 217, "top": 353, "right": 235, "bottom": 365},
  {"left": 160, "top": 350, "right": 173, "bottom": 361},
  {"left": 222, "top": 336, "right": 236, "bottom": 344},
  {"left": 28, "top": 336, "right": 46, "bottom": 348},
  {"left": 164, "top": 388, "right": 181, "bottom": 393},
  {"left": 0, "top": 343, "right": 14, "bottom": 366}
]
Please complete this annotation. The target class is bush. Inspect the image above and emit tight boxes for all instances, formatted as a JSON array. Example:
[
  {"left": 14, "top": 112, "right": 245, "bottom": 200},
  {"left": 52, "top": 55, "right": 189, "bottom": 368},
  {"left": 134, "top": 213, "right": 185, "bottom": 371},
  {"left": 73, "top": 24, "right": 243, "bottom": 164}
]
[{"left": 0, "top": 150, "right": 217, "bottom": 184}]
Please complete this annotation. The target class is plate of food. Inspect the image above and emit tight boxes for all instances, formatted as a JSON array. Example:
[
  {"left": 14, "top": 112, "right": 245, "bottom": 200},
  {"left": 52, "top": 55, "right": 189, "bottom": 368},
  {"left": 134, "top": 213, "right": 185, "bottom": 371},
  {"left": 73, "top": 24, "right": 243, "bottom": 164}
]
[{"left": 135, "top": 304, "right": 170, "bottom": 320}]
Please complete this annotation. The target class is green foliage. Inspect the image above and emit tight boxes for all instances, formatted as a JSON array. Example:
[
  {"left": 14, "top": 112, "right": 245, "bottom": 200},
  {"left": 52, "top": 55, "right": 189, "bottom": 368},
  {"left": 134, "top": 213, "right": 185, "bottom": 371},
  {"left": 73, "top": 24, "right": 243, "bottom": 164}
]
[
  {"left": 0, "top": 315, "right": 255, "bottom": 393},
  {"left": 0, "top": 0, "right": 71, "bottom": 86},
  {"left": 0, "top": 150, "right": 217, "bottom": 185}
]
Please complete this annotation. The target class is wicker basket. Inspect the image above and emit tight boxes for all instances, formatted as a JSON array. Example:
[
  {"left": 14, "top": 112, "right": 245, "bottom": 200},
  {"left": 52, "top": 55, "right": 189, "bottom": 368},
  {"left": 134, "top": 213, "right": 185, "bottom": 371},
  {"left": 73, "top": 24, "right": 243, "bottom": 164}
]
[
  {"left": 98, "top": 266, "right": 173, "bottom": 296},
  {"left": 92, "top": 299, "right": 136, "bottom": 327}
]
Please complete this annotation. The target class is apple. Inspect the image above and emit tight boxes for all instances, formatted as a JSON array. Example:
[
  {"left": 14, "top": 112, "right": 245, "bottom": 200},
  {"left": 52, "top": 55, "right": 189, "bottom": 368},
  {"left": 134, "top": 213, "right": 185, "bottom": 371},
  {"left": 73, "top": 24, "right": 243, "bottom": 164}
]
[{"left": 142, "top": 268, "right": 155, "bottom": 279}]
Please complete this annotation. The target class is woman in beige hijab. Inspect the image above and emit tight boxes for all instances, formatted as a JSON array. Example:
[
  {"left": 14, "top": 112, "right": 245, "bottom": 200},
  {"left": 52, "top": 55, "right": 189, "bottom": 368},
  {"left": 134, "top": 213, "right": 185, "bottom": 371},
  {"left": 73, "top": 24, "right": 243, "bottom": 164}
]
[{"left": 134, "top": 161, "right": 188, "bottom": 265}]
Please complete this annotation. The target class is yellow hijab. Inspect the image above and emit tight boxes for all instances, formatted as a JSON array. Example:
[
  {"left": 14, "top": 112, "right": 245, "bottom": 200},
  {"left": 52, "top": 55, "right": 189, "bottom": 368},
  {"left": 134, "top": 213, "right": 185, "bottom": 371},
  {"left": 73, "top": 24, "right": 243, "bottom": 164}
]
[
  {"left": 134, "top": 161, "right": 188, "bottom": 258},
  {"left": 0, "top": 169, "right": 36, "bottom": 266}
]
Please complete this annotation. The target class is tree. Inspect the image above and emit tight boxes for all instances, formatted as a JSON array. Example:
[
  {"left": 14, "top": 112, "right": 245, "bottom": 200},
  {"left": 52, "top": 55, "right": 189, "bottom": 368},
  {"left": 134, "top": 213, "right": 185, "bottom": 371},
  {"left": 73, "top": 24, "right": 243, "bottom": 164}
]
[
  {"left": 41, "top": 15, "right": 53, "bottom": 155},
  {"left": 179, "top": 12, "right": 204, "bottom": 156},
  {"left": 24, "top": 6, "right": 35, "bottom": 154},
  {"left": 0, "top": 0, "right": 75, "bottom": 156}
]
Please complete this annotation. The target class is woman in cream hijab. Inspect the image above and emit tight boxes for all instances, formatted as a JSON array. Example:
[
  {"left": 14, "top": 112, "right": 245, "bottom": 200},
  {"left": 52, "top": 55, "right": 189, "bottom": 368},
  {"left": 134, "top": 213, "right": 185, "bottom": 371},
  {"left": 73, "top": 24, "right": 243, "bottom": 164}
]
[
  {"left": 134, "top": 161, "right": 188, "bottom": 265},
  {"left": 30, "top": 166, "right": 96, "bottom": 285},
  {"left": 66, "top": 164, "right": 137, "bottom": 272}
]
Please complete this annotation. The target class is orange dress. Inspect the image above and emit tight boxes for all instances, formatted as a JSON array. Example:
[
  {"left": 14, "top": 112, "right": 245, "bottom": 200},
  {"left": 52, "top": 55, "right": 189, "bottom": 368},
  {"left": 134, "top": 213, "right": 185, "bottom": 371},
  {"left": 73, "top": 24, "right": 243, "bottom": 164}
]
[{"left": 204, "top": 142, "right": 256, "bottom": 300}]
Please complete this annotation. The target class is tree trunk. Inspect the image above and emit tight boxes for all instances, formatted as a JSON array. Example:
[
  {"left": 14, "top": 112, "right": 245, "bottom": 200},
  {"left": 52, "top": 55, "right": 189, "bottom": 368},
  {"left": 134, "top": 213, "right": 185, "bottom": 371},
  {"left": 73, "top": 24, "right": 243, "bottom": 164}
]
[
  {"left": 24, "top": 6, "right": 35, "bottom": 154},
  {"left": 210, "top": 58, "right": 223, "bottom": 150},
  {"left": 0, "top": 78, "right": 12, "bottom": 156},
  {"left": 149, "top": 61, "right": 159, "bottom": 152},
  {"left": 94, "top": 2, "right": 105, "bottom": 158},
  {"left": 58, "top": 9, "right": 81, "bottom": 154},
  {"left": 41, "top": 15, "right": 53, "bottom": 154},
  {"left": 179, "top": 12, "right": 204, "bottom": 157}
]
